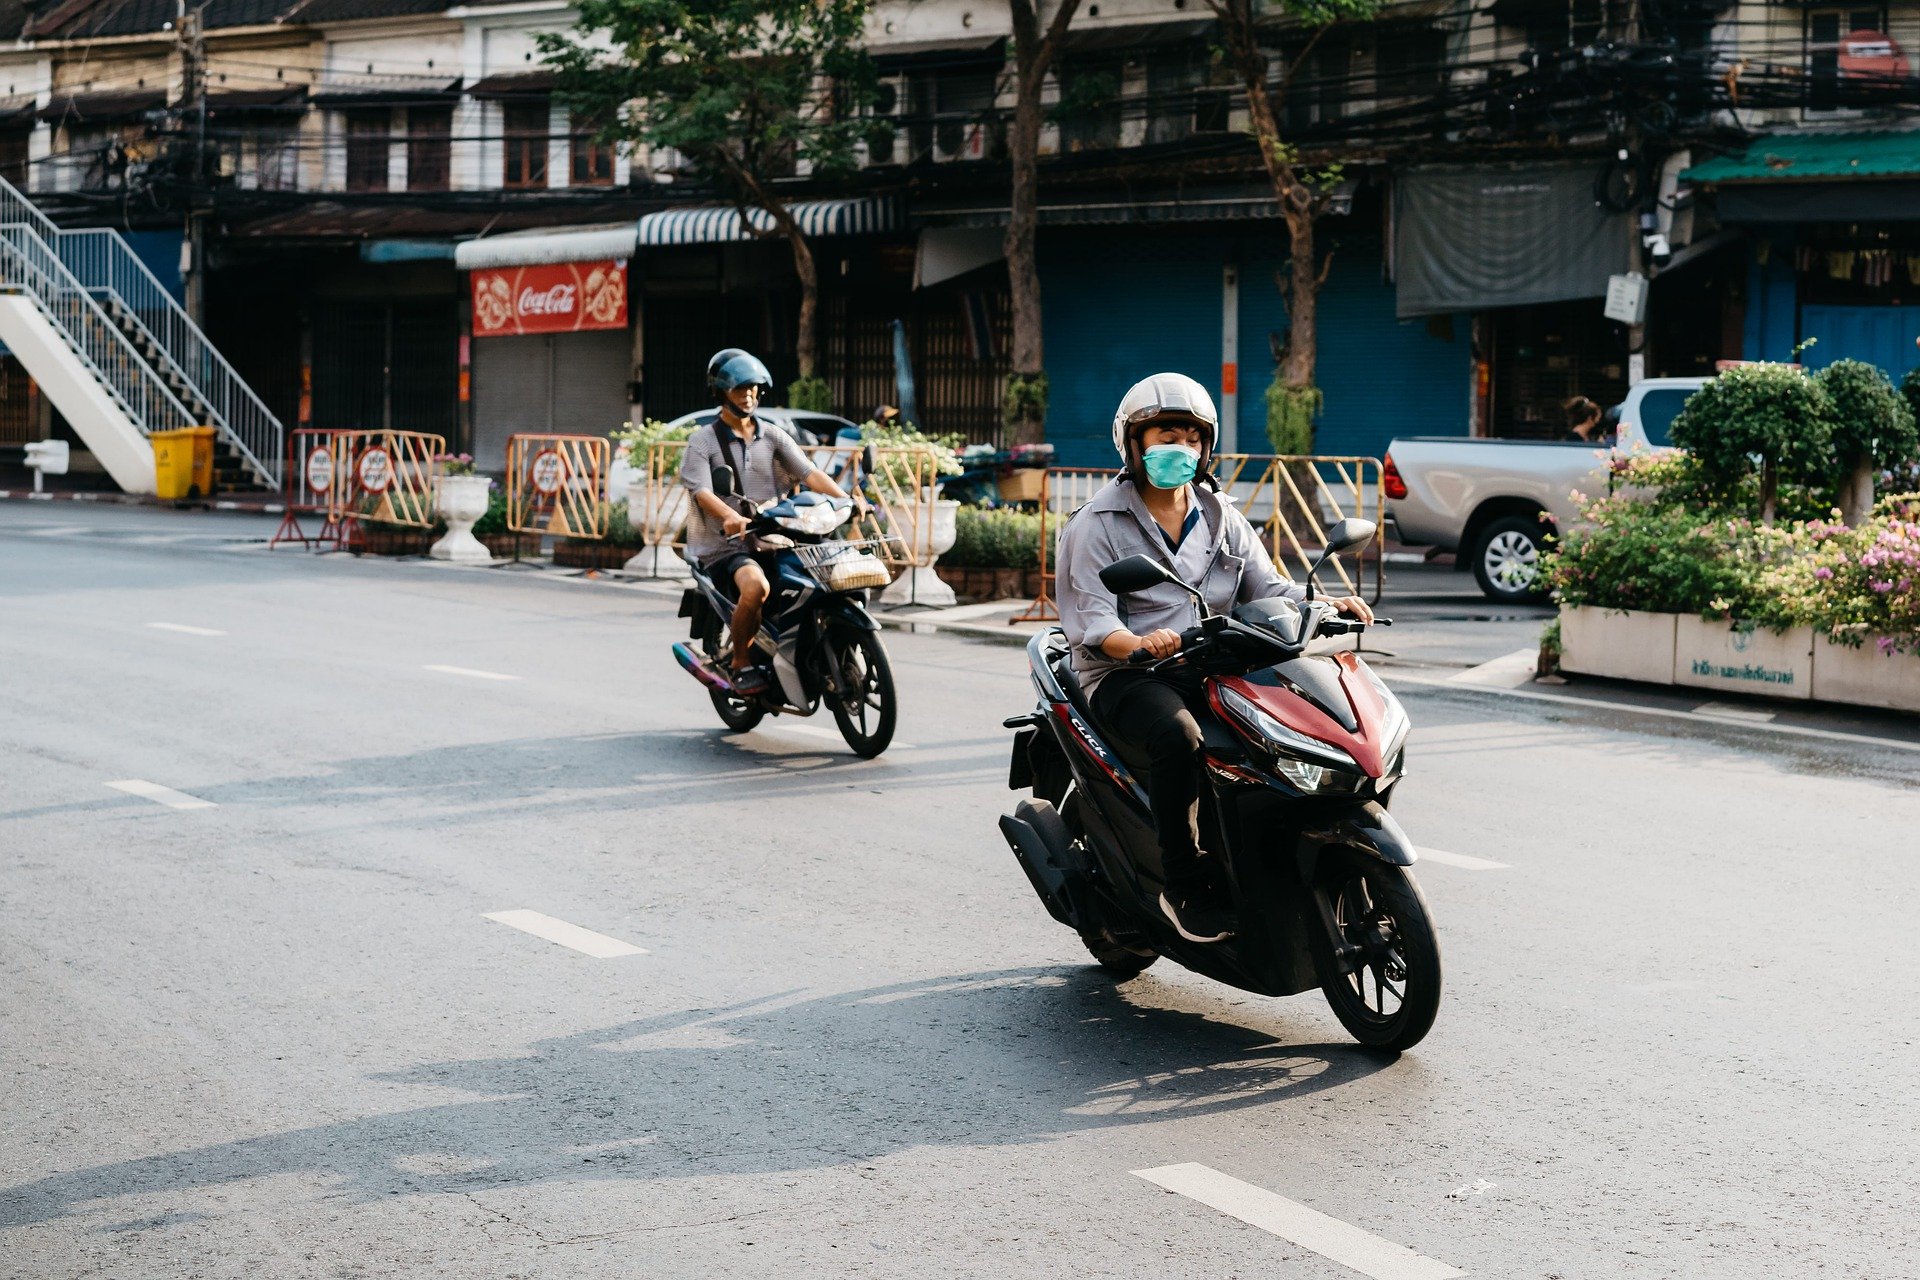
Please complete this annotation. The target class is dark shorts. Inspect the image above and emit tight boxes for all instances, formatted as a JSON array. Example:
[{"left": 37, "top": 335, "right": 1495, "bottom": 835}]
[{"left": 702, "top": 550, "right": 779, "bottom": 593}]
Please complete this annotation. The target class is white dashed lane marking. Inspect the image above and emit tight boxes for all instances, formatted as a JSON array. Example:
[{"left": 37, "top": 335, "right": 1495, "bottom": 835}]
[
  {"left": 105, "top": 780, "right": 217, "bottom": 810},
  {"left": 1133, "top": 1164, "right": 1463, "bottom": 1280},
  {"left": 148, "top": 622, "right": 227, "bottom": 636},
  {"left": 423, "top": 664, "right": 520, "bottom": 682},
  {"left": 482, "top": 910, "right": 647, "bottom": 958},
  {"left": 1416, "top": 847, "right": 1510, "bottom": 871}
]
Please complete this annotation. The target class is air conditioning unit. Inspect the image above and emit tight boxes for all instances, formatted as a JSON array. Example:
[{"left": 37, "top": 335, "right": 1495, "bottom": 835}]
[
  {"left": 864, "top": 73, "right": 909, "bottom": 167},
  {"left": 933, "top": 116, "right": 989, "bottom": 163}
]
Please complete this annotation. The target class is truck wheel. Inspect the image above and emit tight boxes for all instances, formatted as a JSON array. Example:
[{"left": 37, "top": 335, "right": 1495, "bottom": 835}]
[{"left": 1471, "top": 516, "right": 1550, "bottom": 603}]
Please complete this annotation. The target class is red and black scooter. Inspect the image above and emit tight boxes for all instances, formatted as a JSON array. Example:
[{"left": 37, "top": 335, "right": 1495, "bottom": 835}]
[{"left": 1000, "top": 519, "right": 1442, "bottom": 1051}]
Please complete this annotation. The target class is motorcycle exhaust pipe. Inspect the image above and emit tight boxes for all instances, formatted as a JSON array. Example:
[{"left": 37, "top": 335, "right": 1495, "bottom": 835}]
[{"left": 671, "top": 642, "right": 735, "bottom": 694}]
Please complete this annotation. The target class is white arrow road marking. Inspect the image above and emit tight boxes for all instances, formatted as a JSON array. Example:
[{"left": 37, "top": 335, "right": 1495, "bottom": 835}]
[
  {"left": 423, "top": 664, "right": 520, "bottom": 682},
  {"left": 1416, "top": 847, "right": 1510, "bottom": 871},
  {"left": 768, "top": 723, "right": 916, "bottom": 749},
  {"left": 1133, "top": 1164, "right": 1464, "bottom": 1280},
  {"left": 483, "top": 910, "right": 647, "bottom": 958},
  {"left": 105, "top": 779, "right": 216, "bottom": 810},
  {"left": 148, "top": 622, "right": 227, "bottom": 636}
]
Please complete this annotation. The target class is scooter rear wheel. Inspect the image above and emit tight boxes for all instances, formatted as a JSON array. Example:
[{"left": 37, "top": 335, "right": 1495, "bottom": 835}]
[
  {"left": 698, "top": 608, "right": 765, "bottom": 733},
  {"left": 1310, "top": 852, "right": 1442, "bottom": 1052}
]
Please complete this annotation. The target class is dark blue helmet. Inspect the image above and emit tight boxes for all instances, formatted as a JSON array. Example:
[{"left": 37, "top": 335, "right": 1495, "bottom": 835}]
[{"left": 707, "top": 348, "right": 773, "bottom": 402}]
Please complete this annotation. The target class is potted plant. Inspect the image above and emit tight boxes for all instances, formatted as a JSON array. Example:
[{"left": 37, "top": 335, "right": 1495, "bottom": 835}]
[
  {"left": 611, "top": 420, "right": 696, "bottom": 575},
  {"left": 555, "top": 500, "right": 649, "bottom": 570},
  {"left": 353, "top": 490, "right": 439, "bottom": 556},
  {"left": 430, "top": 454, "right": 494, "bottom": 563},
  {"left": 864, "top": 420, "right": 964, "bottom": 606}
]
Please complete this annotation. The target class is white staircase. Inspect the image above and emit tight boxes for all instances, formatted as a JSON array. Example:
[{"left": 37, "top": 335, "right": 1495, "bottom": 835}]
[{"left": 0, "top": 179, "right": 283, "bottom": 495}]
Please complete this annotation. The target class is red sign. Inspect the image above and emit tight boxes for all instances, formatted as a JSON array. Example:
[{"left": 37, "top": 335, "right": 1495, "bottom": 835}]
[
  {"left": 470, "top": 259, "right": 628, "bottom": 337},
  {"left": 1840, "top": 30, "right": 1908, "bottom": 82},
  {"left": 529, "top": 448, "right": 565, "bottom": 495},
  {"left": 357, "top": 446, "right": 393, "bottom": 493}
]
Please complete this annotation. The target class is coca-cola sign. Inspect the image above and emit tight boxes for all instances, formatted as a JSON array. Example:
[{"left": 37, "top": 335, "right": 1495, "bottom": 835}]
[{"left": 471, "top": 259, "right": 627, "bottom": 337}]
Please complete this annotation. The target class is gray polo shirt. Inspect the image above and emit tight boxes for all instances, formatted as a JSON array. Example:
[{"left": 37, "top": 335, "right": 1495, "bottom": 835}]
[
  {"left": 1055, "top": 478, "right": 1304, "bottom": 698},
  {"left": 679, "top": 419, "right": 813, "bottom": 564}
]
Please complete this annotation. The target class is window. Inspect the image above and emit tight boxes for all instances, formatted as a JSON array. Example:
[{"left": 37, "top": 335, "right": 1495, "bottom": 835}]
[
  {"left": 253, "top": 124, "right": 298, "bottom": 191},
  {"left": 0, "top": 128, "right": 28, "bottom": 188},
  {"left": 408, "top": 107, "right": 451, "bottom": 192},
  {"left": 569, "top": 114, "right": 614, "bottom": 186},
  {"left": 502, "top": 101, "right": 549, "bottom": 189},
  {"left": 1146, "top": 47, "right": 1228, "bottom": 145},
  {"left": 1806, "top": 7, "right": 1887, "bottom": 113},
  {"left": 345, "top": 110, "right": 390, "bottom": 192},
  {"left": 1634, "top": 389, "right": 1690, "bottom": 448},
  {"left": 1058, "top": 58, "right": 1123, "bottom": 153}
]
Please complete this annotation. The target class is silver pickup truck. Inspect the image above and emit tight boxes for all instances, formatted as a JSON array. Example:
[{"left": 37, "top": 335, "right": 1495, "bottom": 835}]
[{"left": 1384, "top": 377, "right": 1707, "bottom": 602}]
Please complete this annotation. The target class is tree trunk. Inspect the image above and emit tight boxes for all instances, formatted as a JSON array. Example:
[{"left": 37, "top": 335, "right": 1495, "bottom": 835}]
[
  {"left": 1002, "top": 0, "right": 1080, "bottom": 445},
  {"left": 787, "top": 222, "right": 819, "bottom": 379},
  {"left": 1840, "top": 455, "right": 1876, "bottom": 526},
  {"left": 1281, "top": 204, "right": 1317, "bottom": 392},
  {"left": 1760, "top": 459, "right": 1779, "bottom": 525},
  {"left": 1005, "top": 52, "right": 1044, "bottom": 384}
]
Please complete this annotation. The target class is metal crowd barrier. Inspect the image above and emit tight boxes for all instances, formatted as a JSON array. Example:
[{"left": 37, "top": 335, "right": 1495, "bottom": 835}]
[
  {"left": 1010, "top": 453, "right": 1387, "bottom": 624},
  {"left": 507, "top": 433, "right": 610, "bottom": 541},
  {"left": 322, "top": 429, "right": 447, "bottom": 549},
  {"left": 631, "top": 441, "right": 945, "bottom": 578}
]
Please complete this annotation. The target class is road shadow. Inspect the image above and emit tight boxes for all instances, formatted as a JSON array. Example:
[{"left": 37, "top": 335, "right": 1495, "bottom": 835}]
[
  {"left": 0, "top": 726, "right": 1008, "bottom": 828},
  {"left": 0, "top": 967, "right": 1395, "bottom": 1227}
]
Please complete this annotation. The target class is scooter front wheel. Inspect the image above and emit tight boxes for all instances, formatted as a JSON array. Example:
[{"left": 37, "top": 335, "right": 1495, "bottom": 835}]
[
  {"left": 826, "top": 626, "right": 896, "bottom": 758},
  {"left": 1310, "top": 851, "right": 1442, "bottom": 1052}
]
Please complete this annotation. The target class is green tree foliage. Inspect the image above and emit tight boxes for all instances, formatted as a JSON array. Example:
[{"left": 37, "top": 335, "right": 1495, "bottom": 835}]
[
  {"left": 1815, "top": 359, "right": 1918, "bottom": 524},
  {"left": 1669, "top": 363, "right": 1835, "bottom": 523},
  {"left": 540, "top": 0, "right": 880, "bottom": 383}
]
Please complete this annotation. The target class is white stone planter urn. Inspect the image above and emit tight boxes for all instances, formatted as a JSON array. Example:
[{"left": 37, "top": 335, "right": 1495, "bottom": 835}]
[
  {"left": 882, "top": 489, "right": 960, "bottom": 607},
  {"left": 429, "top": 474, "right": 494, "bottom": 563},
  {"left": 624, "top": 478, "right": 689, "bottom": 577}
]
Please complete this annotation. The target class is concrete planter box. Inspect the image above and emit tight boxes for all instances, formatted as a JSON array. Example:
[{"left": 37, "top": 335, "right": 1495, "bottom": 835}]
[
  {"left": 1559, "top": 606, "right": 1677, "bottom": 684},
  {"left": 1674, "top": 616, "right": 1814, "bottom": 700},
  {"left": 1811, "top": 636, "right": 1920, "bottom": 713}
]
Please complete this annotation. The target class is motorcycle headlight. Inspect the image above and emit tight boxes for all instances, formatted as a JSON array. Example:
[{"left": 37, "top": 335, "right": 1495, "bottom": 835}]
[
  {"left": 1217, "top": 685, "right": 1361, "bottom": 784},
  {"left": 1361, "top": 666, "right": 1412, "bottom": 762},
  {"left": 776, "top": 502, "right": 850, "bottom": 536}
]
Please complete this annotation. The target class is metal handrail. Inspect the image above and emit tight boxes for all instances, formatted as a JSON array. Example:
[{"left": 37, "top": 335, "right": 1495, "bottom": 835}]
[
  {"left": 59, "top": 229, "right": 281, "bottom": 488},
  {"left": 0, "top": 224, "right": 200, "bottom": 440},
  {"left": 0, "top": 176, "right": 283, "bottom": 488}
]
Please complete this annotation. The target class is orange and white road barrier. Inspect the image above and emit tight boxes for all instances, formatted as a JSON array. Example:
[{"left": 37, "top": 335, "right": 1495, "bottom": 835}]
[{"left": 507, "top": 434, "right": 609, "bottom": 541}]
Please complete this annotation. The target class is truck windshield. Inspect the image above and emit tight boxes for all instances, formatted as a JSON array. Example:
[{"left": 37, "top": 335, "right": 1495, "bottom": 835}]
[{"left": 1634, "top": 389, "right": 1691, "bottom": 447}]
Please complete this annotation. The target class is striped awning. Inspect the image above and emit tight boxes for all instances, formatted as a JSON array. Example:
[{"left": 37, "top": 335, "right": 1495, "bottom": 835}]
[{"left": 636, "top": 196, "right": 900, "bottom": 246}]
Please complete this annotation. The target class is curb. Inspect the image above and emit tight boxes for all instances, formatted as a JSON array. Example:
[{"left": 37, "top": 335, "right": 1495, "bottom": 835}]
[{"left": 0, "top": 488, "right": 285, "bottom": 514}]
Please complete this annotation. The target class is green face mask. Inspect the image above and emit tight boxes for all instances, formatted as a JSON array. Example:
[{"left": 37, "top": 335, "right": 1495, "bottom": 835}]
[{"left": 1142, "top": 444, "right": 1200, "bottom": 488}]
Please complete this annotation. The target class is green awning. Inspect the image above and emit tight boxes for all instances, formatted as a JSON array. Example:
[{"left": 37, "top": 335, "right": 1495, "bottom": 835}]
[{"left": 1683, "top": 131, "right": 1920, "bottom": 183}]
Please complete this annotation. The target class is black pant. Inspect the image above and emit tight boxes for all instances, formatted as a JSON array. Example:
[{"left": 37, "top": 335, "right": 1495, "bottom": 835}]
[{"left": 1093, "top": 669, "right": 1211, "bottom": 893}]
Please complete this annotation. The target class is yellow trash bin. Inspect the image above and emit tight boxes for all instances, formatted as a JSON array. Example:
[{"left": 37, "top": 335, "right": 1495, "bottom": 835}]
[
  {"left": 188, "top": 426, "right": 217, "bottom": 498},
  {"left": 151, "top": 429, "right": 196, "bottom": 500}
]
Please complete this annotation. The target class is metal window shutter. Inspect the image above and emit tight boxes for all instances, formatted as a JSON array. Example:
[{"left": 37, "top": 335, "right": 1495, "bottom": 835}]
[
  {"left": 549, "top": 330, "right": 631, "bottom": 437},
  {"left": 472, "top": 335, "right": 552, "bottom": 471}
]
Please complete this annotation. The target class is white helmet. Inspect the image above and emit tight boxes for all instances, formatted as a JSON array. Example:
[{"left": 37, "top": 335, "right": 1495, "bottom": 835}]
[{"left": 1111, "top": 372, "right": 1220, "bottom": 465}]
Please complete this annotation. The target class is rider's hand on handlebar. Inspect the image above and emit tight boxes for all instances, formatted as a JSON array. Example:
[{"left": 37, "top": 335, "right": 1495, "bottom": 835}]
[
  {"left": 1329, "top": 595, "right": 1375, "bottom": 624},
  {"left": 1139, "top": 627, "right": 1183, "bottom": 659},
  {"left": 722, "top": 512, "right": 751, "bottom": 538}
]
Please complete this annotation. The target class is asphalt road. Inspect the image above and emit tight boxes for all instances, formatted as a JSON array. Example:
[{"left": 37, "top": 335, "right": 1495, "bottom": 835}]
[{"left": 3, "top": 503, "right": 1917, "bottom": 1279}]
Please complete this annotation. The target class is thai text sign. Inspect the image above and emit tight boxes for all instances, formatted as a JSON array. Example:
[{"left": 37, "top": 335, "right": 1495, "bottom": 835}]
[{"left": 471, "top": 259, "right": 628, "bottom": 337}]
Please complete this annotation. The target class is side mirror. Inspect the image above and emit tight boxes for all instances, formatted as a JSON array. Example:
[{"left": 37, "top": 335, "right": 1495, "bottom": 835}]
[
  {"left": 1303, "top": 518, "right": 1377, "bottom": 600},
  {"left": 711, "top": 463, "right": 737, "bottom": 500},
  {"left": 1325, "top": 517, "right": 1377, "bottom": 554},
  {"left": 1100, "top": 554, "right": 1178, "bottom": 595}
]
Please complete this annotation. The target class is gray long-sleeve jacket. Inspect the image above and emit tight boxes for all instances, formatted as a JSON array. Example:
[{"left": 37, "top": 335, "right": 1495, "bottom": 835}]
[{"left": 1055, "top": 478, "right": 1305, "bottom": 698}]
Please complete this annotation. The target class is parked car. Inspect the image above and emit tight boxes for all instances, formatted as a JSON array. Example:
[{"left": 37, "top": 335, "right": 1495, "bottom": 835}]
[
  {"left": 610, "top": 407, "right": 865, "bottom": 503},
  {"left": 663, "top": 407, "right": 861, "bottom": 447},
  {"left": 1385, "top": 377, "right": 1707, "bottom": 602}
]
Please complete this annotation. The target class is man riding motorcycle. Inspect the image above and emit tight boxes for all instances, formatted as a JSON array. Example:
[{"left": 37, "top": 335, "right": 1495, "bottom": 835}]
[
  {"left": 1053, "top": 373, "right": 1374, "bottom": 944},
  {"left": 680, "top": 348, "right": 866, "bottom": 697}
]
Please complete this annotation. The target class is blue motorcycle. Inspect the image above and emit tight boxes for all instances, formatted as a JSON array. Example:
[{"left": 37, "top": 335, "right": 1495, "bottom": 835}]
[{"left": 671, "top": 465, "right": 899, "bottom": 758}]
